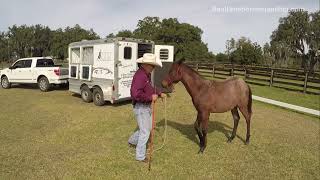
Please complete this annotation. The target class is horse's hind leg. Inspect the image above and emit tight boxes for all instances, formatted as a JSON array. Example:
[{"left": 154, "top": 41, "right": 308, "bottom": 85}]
[
  {"left": 239, "top": 106, "right": 252, "bottom": 145},
  {"left": 228, "top": 107, "right": 240, "bottom": 143}
]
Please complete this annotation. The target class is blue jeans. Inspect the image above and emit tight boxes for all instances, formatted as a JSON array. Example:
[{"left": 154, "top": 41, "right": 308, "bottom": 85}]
[{"left": 128, "top": 103, "right": 152, "bottom": 161}]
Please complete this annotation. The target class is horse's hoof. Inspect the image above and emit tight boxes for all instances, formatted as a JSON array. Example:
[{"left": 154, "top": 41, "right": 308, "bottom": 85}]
[
  {"left": 245, "top": 140, "right": 250, "bottom": 145},
  {"left": 198, "top": 147, "right": 205, "bottom": 154},
  {"left": 227, "top": 136, "right": 234, "bottom": 143}
]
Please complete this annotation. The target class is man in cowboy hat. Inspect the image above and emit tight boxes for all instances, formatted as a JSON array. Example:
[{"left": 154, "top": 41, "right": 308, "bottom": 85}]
[{"left": 128, "top": 53, "right": 166, "bottom": 162}]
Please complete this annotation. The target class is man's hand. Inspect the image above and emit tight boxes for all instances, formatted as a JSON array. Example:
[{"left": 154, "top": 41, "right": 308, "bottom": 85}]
[
  {"left": 160, "top": 93, "right": 167, "bottom": 98},
  {"left": 152, "top": 94, "right": 158, "bottom": 102}
]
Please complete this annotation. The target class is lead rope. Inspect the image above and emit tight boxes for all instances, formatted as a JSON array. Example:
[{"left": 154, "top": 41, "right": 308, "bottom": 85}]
[
  {"left": 153, "top": 96, "right": 167, "bottom": 152},
  {"left": 127, "top": 97, "right": 168, "bottom": 156},
  {"left": 148, "top": 100, "right": 156, "bottom": 171}
]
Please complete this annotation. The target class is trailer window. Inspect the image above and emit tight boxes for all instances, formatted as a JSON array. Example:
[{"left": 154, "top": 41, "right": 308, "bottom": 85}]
[
  {"left": 82, "top": 47, "right": 94, "bottom": 64},
  {"left": 138, "top": 44, "right": 152, "bottom": 58},
  {"left": 159, "top": 49, "right": 169, "bottom": 60},
  {"left": 71, "top": 48, "right": 80, "bottom": 64},
  {"left": 124, "top": 47, "right": 132, "bottom": 60},
  {"left": 70, "top": 66, "right": 77, "bottom": 78},
  {"left": 82, "top": 66, "right": 90, "bottom": 79}
]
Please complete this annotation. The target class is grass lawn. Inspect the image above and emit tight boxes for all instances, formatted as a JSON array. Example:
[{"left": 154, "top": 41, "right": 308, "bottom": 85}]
[{"left": 0, "top": 84, "right": 319, "bottom": 179}]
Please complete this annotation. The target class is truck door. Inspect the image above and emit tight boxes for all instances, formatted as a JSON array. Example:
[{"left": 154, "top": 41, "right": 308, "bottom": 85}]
[
  {"left": 117, "top": 41, "right": 137, "bottom": 99},
  {"left": 9, "top": 59, "right": 33, "bottom": 83},
  {"left": 21, "top": 59, "right": 33, "bottom": 82}
]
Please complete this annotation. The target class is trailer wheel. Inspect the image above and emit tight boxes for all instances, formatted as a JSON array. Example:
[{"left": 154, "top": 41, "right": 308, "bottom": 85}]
[
  {"left": 1, "top": 76, "right": 11, "bottom": 89},
  {"left": 81, "top": 86, "right": 93, "bottom": 103},
  {"left": 93, "top": 87, "right": 105, "bottom": 106},
  {"left": 38, "top": 76, "right": 51, "bottom": 92}
]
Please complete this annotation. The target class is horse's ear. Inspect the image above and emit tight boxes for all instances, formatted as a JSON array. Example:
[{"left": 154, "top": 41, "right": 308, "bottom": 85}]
[{"left": 176, "top": 58, "right": 185, "bottom": 65}]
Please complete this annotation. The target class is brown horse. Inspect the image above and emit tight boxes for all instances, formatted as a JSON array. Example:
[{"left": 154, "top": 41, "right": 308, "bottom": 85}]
[{"left": 162, "top": 61, "right": 252, "bottom": 153}]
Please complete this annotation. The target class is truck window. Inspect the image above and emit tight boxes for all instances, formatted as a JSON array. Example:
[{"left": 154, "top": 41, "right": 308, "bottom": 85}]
[
  {"left": 12, "top": 59, "right": 32, "bottom": 68},
  {"left": 36, "top": 59, "right": 55, "bottom": 67},
  {"left": 124, "top": 47, "right": 132, "bottom": 60},
  {"left": 24, "top": 60, "right": 32, "bottom": 68},
  {"left": 12, "top": 61, "right": 24, "bottom": 69}
]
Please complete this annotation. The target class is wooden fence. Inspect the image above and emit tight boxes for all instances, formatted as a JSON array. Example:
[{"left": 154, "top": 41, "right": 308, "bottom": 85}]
[{"left": 187, "top": 62, "right": 320, "bottom": 94}]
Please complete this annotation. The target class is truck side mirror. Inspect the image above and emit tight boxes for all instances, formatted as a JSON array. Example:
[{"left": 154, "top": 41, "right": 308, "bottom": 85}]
[{"left": 9, "top": 66, "right": 16, "bottom": 70}]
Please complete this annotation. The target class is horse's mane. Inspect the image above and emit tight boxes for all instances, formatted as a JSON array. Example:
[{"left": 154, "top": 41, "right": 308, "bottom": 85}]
[
  {"left": 180, "top": 63, "right": 200, "bottom": 75},
  {"left": 180, "top": 62, "right": 215, "bottom": 85}
]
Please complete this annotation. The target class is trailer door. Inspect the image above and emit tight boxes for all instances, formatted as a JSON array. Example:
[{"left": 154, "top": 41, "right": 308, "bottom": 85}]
[
  {"left": 154, "top": 45, "right": 174, "bottom": 93},
  {"left": 69, "top": 47, "right": 81, "bottom": 79},
  {"left": 117, "top": 41, "right": 137, "bottom": 99}
]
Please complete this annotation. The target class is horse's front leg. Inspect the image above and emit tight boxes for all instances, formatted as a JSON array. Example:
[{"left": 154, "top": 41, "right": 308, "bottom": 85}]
[
  {"left": 194, "top": 113, "right": 203, "bottom": 149},
  {"left": 199, "top": 111, "right": 209, "bottom": 153}
]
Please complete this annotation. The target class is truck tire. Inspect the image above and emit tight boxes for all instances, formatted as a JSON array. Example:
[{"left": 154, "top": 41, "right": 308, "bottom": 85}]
[
  {"left": 1, "top": 76, "right": 11, "bottom": 89},
  {"left": 81, "top": 86, "right": 93, "bottom": 103},
  {"left": 93, "top": 87, "right": 105, "bottom": 106},
  {"left": 38, "top": 76, "right": 51, "bottom": 92}
]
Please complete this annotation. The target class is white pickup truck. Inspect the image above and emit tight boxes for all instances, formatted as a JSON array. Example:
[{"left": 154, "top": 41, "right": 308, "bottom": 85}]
[{"left": 0, "top": 57, "right": 68, "bottom": 91}]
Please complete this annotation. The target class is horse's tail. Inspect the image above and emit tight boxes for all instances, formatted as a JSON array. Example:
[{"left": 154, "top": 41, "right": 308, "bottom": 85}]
[{"left": 247, "top": 85, "right": 252, "bottom": 114}]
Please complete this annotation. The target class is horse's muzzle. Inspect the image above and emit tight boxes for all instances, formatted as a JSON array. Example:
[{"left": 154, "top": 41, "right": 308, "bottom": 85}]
[
  {"left": 161, "top": 80, "right": 169, "bottom": 88},
  {"left": 162, "top": 79, "right": 175, "bottom": 92}
]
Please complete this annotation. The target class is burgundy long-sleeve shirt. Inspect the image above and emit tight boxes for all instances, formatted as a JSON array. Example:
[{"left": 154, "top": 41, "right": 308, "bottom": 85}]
[{"left": 130, "top": 67, "right": 161, "bottom": 104}]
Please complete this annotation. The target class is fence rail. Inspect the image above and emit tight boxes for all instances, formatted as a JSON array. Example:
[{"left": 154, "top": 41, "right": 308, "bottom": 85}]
[{"left": 187, "top": 62, "right": 320, "bottom": 94}]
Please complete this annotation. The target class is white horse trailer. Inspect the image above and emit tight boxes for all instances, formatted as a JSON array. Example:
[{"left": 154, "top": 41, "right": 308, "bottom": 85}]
[{"left": 68, "top": 37, "right": 174, "bottom": 106}]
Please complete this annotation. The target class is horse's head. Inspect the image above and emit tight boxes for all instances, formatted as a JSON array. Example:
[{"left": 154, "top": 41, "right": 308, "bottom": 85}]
[{"left": 161, "top": 59, "right": 184, "bottom": 90}]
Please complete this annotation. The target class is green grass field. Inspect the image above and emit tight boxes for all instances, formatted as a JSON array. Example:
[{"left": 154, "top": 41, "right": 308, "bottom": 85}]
[{"left": 0, "top": 84, "right": 319, "bottom": 179}]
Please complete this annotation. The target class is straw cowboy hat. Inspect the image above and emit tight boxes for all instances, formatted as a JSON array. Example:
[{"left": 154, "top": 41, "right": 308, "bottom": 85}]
[{"left": 136, "top": 53, "right": 162, "bottom": 67}]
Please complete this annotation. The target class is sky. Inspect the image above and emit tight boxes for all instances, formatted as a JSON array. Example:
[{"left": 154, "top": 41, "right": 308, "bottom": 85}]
[{"left": 0, "top": 0, "right": 318, "bottom": 53}]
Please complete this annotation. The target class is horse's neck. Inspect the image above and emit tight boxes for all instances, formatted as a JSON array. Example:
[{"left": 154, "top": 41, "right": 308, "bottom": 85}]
[{"left": 180, "top": 65, "right": 206, "bottom": 98}]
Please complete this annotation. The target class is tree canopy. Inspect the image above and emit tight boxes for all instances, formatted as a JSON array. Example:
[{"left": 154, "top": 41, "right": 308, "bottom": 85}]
[
  {"left": 111, "top": 17, "right": 214, "bottom": 61},
  {"left": 270, "top": 10, "right": 320, "bottom": 70},
  {"left": 0, "top": 24, "right": 99, "bottom": 61},
  {"left": 222, "top": 37, "right": 263, "bottom": 65}
]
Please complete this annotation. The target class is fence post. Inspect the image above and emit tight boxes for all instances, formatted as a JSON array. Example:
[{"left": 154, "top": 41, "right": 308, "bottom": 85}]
[
  {"left": 196, "top": 63, "right": 199, "bottom": 72},
  {"left": 212, "top": 64, "right": 215, "bottom": 78},
  {"left": 270, "top": 69, "right": 274, "bottom": 87},
  {"left": 303, "top": 72, "right": 308, "bottom": 93},
  {"left": 231, "top": 65, "right": 234, "bottom": 76},
  {"left": 244, "top": 67, "right": 247, "bottom": 80}
]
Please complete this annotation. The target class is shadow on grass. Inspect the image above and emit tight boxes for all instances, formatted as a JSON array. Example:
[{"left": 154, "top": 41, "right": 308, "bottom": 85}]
[
  {"left": 246, "top": 81, "right": 269, "bottom": 87},
  {"left": 156, "top": 119, "right": 246, "bottom": 146},
  {"left": 272, "top": 84, "right": 320, "bottom": 95},
  {"left": 71, "top": 93, "right": 133, "bottom": 107},
  {"left": 9, "top": 84, "right": 69, "bottom": 91}
]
